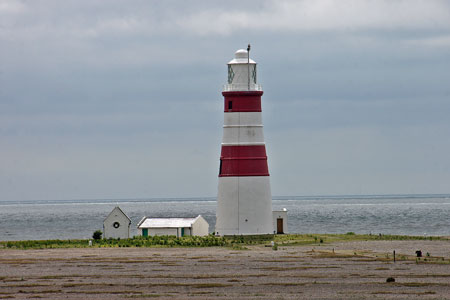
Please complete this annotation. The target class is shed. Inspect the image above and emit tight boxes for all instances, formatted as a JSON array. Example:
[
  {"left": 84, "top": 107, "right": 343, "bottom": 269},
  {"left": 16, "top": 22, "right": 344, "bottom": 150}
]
[
  {"left": 137, "top": 215, "right": 209, "bottom": 237},
  {"left": 103, "top": 206, "right": 132, "bottom": 239},
  {"left": 272, "top": 209, "right": 288, "bottom": 234}
]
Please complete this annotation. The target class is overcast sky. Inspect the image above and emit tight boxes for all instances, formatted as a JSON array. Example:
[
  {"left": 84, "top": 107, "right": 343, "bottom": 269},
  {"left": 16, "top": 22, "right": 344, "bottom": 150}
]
[{"left": 1, "top": 0, "right": 450, "bottom": 201}]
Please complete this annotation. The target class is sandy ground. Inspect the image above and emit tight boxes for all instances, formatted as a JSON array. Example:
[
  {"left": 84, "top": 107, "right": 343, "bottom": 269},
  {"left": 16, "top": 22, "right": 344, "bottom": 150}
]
[{"left": 1, "top": 240, "right": 450, "bottom": 299}]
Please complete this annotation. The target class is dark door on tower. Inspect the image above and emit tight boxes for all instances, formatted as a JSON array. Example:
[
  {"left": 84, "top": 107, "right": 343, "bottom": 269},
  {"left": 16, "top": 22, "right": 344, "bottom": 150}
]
[{"left": 277, "top": 218, "right": 284, "bottom": 234}]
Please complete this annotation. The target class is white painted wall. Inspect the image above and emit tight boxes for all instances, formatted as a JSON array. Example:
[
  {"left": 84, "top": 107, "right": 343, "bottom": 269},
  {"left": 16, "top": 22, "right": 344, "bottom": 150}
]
[
  {"left": 192, "top": 216, "right": 209, "bottom": 236},
  {"left": 216, "top": 177, "right": 239, "bottom": 234},
  {"left": 272, "top": 210, "right": 288, "bottom": 234},
  {"left": 137, "top": 216, "right": 209, "bottom": 237},
  {"left": 149, "top": 228, "right": 178, "bottom": 236},
  {"left": 216, "top": 176, "right": 273, "bottom": 235},
  {"left": 222, "top": 112, "right": 265, "bottom": 145},
  {"left": 224, "top": 112, "right": 262, "bottom": 126},
  {"left": 103, "top": 207, "right": 131, "bottom": 239},
  {"left": 222, "top": 125, "right": 265, "bottom": 145}
]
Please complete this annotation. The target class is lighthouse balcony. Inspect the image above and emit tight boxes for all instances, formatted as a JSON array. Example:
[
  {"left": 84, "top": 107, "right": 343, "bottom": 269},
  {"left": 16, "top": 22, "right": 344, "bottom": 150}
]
[{"left": 223, "top": 83, "right": 262, "bottom": 92}]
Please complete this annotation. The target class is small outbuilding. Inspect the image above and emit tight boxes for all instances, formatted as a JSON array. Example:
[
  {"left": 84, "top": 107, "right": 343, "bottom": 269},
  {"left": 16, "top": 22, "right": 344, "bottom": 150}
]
[
  {"left": 273, "top": 208, "right": 288, "bottom": 234},
  {"left": 103, "top": 206, "right": 132, "bottom": 239},
  {"left": 137, "top": 215, "right": 209, "bottom": 237}
]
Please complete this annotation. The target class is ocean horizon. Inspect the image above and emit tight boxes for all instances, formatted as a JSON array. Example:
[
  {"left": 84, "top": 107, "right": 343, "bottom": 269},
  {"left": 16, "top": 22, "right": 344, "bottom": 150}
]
[{"left": 1, "top": 194, "right": 450, "bottom": 241}]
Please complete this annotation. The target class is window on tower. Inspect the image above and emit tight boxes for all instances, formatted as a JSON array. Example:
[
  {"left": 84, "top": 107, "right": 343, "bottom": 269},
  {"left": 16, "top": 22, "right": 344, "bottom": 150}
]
[
  {"left": 228, "top": 101, "right": 232, "bottom": 110},
  {"left": 228, "top": 65, "right": 234, "bottom": 84}
]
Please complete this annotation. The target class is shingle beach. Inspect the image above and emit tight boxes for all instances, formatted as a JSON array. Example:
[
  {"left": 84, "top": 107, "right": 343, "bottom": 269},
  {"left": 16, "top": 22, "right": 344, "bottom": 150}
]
[{"left": 1, "top": 239, "right": 450, "bottom": 299}]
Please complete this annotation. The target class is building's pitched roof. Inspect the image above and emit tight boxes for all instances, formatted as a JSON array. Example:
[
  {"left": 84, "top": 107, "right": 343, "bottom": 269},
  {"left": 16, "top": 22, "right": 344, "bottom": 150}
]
[
  {"left": 136, "top": 216, "right": 147, "bottom": 228},
  {"left": 138, "top": 215, "right": 202, "bottom": 229},
  {"left": 104, "top": 206, "right": 131, "bottom": 223}
]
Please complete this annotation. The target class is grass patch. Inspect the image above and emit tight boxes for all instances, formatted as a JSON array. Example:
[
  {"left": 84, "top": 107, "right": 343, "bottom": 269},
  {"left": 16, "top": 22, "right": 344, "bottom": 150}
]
[
  {"left": 0, "top": 235, "right": 229, "bottom": 249},
  {"left": 189, "top": 291, "right": 214, "bottom": 295},
  {"left": 272, "top": 233, "right": 447, "bottom": 246},
  {"left": 196, "top": 259, "right": 225, "bottom": 262},
  {"left": 1, "top": 284, "right": 51, "bottom": 288},
  {"left": 65, "top": 290, "right": 143, "bottom": 295},
  {"left": 125, "top": 295, "right": 164, "bottom": 298},
  {"left": 404, "top": 274, "right": 450, "bottom": 278},
  {"left": 258, "top": 266, "right": 299, "bottom": 271},
  {"left": 18, "top": 289, "right": 62, "bottom": 294},
  {"left": 394, "top": 282, "right": 446, "bottom": 287},
  {"left": 190, "top": 283, "right": 232, "bottom": 288},
  {"left": 264, "top": 282, "right": 307, "bottom": 286},
  {"left": 372, "top": 291, "right": 436, "bottom": 295},
  {"left": 1, "top": 233, "right": 447, "bottom": 250}
]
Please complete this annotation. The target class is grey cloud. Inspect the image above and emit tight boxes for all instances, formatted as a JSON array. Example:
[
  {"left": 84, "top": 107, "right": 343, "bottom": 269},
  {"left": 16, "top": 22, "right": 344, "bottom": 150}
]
[{"left": 1, "top": 0, "right": 449, "bottom": 200}]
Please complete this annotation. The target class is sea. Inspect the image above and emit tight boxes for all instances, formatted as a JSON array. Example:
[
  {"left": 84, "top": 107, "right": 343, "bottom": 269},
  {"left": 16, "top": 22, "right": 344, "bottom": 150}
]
[{"left": 1, "top": 194, "right": 450, "bottom": 241}]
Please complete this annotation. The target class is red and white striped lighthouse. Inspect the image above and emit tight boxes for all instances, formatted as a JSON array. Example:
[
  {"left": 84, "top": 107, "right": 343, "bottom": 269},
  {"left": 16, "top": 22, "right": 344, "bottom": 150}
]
[{"left": 215, "top": 47, "right": 273, "bottom": 235}]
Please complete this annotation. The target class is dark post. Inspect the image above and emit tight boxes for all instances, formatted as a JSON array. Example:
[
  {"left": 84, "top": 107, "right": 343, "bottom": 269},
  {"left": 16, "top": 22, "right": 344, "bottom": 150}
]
[
  {"left": 247, "top": 44, "right": 251, "bottom": 91},
  {"left": 393, "top": 250, "right": 396, "bottom": 262}
]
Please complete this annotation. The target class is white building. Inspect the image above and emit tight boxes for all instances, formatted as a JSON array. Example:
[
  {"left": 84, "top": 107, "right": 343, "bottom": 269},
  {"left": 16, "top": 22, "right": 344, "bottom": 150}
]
[
  {"left": 137, "top": 215, "right": 209, "bottom": 237},
  {"left": 272, "top": 209, "right": 288, "bottom": 234},
  {"left": 103, "top": 206, "right": 132, "bottom": 239},
  {"left": 216, "top": 47, "right": 273, "bottom": 235}
]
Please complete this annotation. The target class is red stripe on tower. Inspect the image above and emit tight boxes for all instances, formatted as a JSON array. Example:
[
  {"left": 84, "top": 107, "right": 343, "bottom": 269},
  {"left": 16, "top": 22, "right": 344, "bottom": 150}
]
[
  {"left": 219, "top": 145, "right": 269, "bottom": 177},
  {"left": 223, "top": 91, "right": 263, "bottom": 112}
]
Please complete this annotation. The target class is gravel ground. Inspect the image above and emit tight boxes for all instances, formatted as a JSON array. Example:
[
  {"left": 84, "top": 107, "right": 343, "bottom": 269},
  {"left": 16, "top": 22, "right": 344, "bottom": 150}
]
[{"left": 1, "top": 240, "right": 450, "bottom": 299}]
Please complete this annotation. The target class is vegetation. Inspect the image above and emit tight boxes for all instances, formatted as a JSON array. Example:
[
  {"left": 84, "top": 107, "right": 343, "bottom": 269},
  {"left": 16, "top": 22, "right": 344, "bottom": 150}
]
[
  {"left": 269, "top": 233, "right": 446, "bottom": 246},
  {"left": 92, "top": 230, "right": 102, "bottom": 240},
  {"left": 272, "top": 242, "right": 278, "bottom": 251},
  {"left": 0, "top": 235, "right": 228, "bottom": 250},
  {"left": 0, "top": 233, "right": 447, "bottom": 250}
]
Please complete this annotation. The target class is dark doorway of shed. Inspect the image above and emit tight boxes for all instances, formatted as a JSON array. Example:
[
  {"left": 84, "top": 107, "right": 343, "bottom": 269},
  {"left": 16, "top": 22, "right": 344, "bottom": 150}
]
[
  {"left": 142, "top": 228, "right": 148, "bottom": 237},
  {"left": 277, "top": 218, "right": 284, "bottom": 234}
]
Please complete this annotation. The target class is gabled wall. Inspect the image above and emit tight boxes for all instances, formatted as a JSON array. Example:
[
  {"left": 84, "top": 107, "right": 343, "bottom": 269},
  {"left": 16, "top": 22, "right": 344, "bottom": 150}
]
[
  {"left": 192, "top": 216, "right": 209, "bottom": 236},
  {"left": 103, "top": 207, "right": 131, "bottom": 239}
]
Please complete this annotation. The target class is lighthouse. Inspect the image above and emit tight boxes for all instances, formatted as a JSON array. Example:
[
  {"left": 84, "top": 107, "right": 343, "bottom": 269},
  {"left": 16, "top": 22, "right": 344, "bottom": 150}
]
[{"left": 215, "top": 47, "right": 273, "bottom": 235}]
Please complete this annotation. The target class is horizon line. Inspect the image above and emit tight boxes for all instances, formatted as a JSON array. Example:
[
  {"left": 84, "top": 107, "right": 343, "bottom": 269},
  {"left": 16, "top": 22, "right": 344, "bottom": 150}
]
[{"left": 1, "top": 192, "right": 450, "bottom": 203}]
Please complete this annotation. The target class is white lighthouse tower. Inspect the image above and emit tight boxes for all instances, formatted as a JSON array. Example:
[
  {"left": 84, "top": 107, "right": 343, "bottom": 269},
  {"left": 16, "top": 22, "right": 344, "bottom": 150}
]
[{"left": 215, "top": 47, "right": 273, "bottom": 235}]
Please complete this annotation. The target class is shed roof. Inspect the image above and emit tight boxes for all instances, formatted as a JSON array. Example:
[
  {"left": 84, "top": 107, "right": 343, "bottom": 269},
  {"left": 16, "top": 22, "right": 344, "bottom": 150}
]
[{"left": 138, "top": 215, "right": 201, "bottom": 229}]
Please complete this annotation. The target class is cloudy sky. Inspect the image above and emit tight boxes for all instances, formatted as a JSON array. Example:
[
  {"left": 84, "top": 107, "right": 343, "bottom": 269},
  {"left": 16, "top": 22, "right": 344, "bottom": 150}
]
[{"left": 1, "top": 0, "right": 449, "bottom": 201}]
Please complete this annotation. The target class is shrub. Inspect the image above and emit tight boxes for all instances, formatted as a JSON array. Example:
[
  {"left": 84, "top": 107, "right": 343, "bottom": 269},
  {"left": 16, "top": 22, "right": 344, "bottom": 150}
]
[{"left": 92, "top": 230, "right": 103, "bottom": 240}]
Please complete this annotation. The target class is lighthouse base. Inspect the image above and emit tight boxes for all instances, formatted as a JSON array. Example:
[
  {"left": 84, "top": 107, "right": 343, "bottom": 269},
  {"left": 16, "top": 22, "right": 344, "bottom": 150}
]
[{"left": 216, "top": 176, "right": 273, "bottom": 236}]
